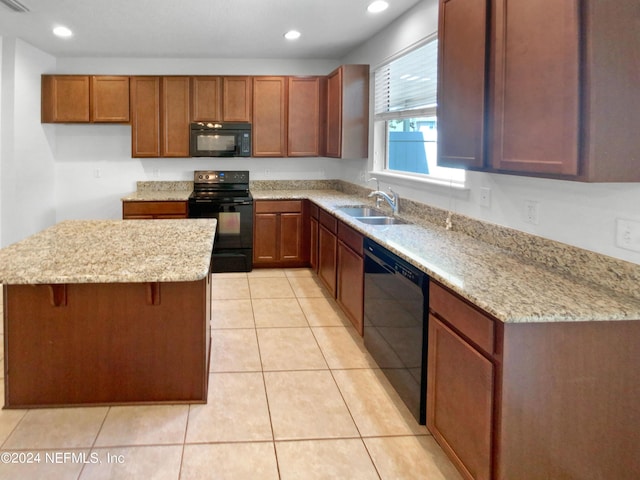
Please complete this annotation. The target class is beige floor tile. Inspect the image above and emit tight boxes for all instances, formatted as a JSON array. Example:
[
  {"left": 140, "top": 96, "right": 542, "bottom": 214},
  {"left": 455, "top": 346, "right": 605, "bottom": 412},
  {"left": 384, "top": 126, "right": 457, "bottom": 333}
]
[
  {"left": 248, "top": 277, "right": 295, "bottom": 299},
  {"left": 364, "top": 436, "right": 463, "bottom": 480},
  {"left": 186, "top": 372, "right": 272, "bottom": 443},
  {"left": 284, "top": 268, "right": 315, "bottom": 278},
  {"left": 312, "top": 326, "right": 377, "bottom": 369},
  {"left": 0, "top": 449, "right": 87, "bottom": 480},
  {"left": 298, "top": 297, "right": 351, "bottom": 327},
  {"left": 181, "top": 442, "right": 279, "bottom": 480},
  {"left": 3, "top": 407, "right": 108, "bottom": 450},
  {"left": 94, "top": 405, "right": 188, "bottom": 447},
  {"left": 264, "top": 370, "right": 359, "bottom": 440},
  {"left": 248, "top": 268, "right": 287, "bottom": 278},
  {"left": 0, "top": 393, "right": 26, "bottom": 446},
  {"left": 210, "top": 328, "right": 262, "bottom": 372},
  {"left": 257, "top": 328, "right": 328, "bottom": 371},
  {"left": 211, "top": 276, "right": 251, "bottom": 300},
  {"left": 211, "top": 299, "right": 255, "bottom": 329},
  {"left": 252, "top": 298, "right": 308, "bottom": 328},
  {"left": 332, "top": 369, "right": 427, "bottom": 437},
  {"left": 276, "top": 438, "right": 379, "bottom": 480},
  {"left": 81, "top": 445, "right": 183, "bottom": 480},
  {"left": 288, "top": 276, "right": 330, "bottom": 298}
]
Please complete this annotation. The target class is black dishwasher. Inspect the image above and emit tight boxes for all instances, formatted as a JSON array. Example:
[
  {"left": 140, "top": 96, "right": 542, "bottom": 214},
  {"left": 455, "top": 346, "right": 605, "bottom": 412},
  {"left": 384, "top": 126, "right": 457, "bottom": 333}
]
[{"left": 363, "top": 238, "right": 428, "bottom": 425}]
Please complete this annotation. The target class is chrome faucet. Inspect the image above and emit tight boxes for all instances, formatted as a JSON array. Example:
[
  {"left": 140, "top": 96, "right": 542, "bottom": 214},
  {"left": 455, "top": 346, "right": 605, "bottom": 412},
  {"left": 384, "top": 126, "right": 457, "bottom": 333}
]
[{"left": 368, "top": 187, "right": 400, "bottom": 215}]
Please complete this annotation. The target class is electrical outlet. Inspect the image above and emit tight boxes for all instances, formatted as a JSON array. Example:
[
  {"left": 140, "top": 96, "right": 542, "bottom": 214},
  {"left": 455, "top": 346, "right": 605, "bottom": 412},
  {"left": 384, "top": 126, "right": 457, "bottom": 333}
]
[
  {"left": 479, "top": 187, "right": 491, "bottom": 208},
  {"left": 524, "top": 200, "right": 539, "bottom": 225},
  {"left": 616, "top": 218, "right": 640, "bottom": 253}
]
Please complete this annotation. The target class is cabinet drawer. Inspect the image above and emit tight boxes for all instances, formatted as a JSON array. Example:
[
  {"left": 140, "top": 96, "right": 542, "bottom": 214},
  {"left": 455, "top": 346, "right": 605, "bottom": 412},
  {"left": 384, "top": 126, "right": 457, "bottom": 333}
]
[
  {"left": 255, "top": 200, "right": 302, "bottom": 214},
  {"left": 430, "top": 282, "right": 495, "bottom": 355},
  {"left": 338, "top": 221, "right": 363, "bottom": 256},
  {"left": 319, "top": 209, "right": 337, "bottom": 234},
  {"left": 123, "top": 201, "right": 187, "bottom": 217}
]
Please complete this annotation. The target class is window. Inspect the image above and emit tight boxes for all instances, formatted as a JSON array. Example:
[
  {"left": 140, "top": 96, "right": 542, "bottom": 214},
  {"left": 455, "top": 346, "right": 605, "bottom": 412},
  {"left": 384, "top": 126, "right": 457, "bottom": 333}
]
[{"left": 373, "top": 37, "right": 465, "bottom": 185}]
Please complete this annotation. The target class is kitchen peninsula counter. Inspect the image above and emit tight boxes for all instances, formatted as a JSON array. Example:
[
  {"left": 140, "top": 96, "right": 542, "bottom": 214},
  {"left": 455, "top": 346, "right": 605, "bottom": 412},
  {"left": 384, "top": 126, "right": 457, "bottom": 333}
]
[{"left": 0, "top": 219, "right": 216, "bottom": 408}]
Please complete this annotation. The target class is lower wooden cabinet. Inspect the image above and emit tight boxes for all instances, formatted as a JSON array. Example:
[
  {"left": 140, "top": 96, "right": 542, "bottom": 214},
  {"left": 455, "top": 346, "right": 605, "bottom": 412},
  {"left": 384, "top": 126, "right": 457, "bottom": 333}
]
[
  {"left": 317, "top": 209, "right": 338, "bottom": 296},
  {"left": 309, "top": 203, "right": 319, "bottom": 272},
  {"left": 253, "top": 200, "right": 309, "bottom": 267},
  {"left": 122, "top": 201, "right": 188, "bottom": 219},
  {"left": 336, "top": 221, "right": 364, "bottom": 335},
  {"left": 427, "top": 314, "right": 493, "bottom": 480}
]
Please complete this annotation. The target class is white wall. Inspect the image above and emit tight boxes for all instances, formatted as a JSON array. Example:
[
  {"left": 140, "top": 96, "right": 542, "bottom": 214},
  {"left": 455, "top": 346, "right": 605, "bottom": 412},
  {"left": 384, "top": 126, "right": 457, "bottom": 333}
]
[
  {"left": 344, "top": 0, "right": 640, "bottom": 265},
  {"left": 0, "top": 38, "right": 57, "bottom": 247}
]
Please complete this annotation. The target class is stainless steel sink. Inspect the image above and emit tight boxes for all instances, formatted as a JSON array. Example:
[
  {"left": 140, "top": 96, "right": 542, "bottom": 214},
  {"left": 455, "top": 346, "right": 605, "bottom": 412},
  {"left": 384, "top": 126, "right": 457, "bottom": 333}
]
[
  {"left": 336, "top": 205, "right": 409, "bottom": 225},
  {"left": 336, "top": 206, "right": 388, "bottom": 217},
  {"left": 355, "top": 216, "right": 409, "bottom": 225}
]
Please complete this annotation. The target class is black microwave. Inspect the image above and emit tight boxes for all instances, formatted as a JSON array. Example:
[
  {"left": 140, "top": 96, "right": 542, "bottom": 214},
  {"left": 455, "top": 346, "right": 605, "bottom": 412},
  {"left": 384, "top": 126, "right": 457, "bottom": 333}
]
[{"left": 190, "top": 122, "right": 251, "bottom": 157}]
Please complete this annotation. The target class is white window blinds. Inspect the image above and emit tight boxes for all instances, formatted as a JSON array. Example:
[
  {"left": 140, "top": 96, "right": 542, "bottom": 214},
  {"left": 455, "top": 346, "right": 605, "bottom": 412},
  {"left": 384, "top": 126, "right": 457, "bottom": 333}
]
[{"left": 374, "top": 39, "right": 438, "bottom": 120}]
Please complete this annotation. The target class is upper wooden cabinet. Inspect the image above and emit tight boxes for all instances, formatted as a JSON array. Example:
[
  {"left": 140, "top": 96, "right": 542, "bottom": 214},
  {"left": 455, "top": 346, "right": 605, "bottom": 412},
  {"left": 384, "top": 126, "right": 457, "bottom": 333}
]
[
  {"left": 252, "top": 76, "right": 287, "bottom": 157},
  {"left": 42, "top": 75, "right": 129, "bottom": 123},
  {"left": 325, "top": 65, "right": 369, "bottom": 159},
  {"left": 437, "top": 0, "right": 640, "bottom": 182},
  {"left": 222, "top": 76, "right": 252, "bottom": 122},
  {"left": 288, "top": 76, "right": 326, "bottom": 157},
  {"left": 130, "top": 76, "right": 161, "bottom": 158},
  {"left": 191, "top": 76, "right": 222, "bottom": 121},
  {"left": 436, "top": 0, "right": 487, "bottom": 170},
  {"left": 161, "top": 76, "right": 191, "bottom": 157},
  {"left": 90, "top": 76, "right": 130, "bottom": 122},
  {"left": 131, "top": 76, "right": 190, "bottom": 158}
]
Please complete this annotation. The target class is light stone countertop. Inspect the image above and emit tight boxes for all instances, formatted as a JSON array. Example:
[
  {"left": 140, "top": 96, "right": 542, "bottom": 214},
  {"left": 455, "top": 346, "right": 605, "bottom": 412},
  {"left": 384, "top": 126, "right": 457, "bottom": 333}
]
[
  {"left": 0, "top": 219, "right": 216, "bottom": 284},
  {"left": 252, "top": 189, "right": 640, "bottom": 324},
  {"left": 121, "top": 190, "right": 193, "bottom": 202}
]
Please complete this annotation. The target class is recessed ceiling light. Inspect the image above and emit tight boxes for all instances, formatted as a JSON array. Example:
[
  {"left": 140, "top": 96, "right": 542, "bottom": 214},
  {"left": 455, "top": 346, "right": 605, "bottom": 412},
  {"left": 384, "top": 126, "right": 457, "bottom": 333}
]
[
  {"left": 53, "top": 26, "right": 73, "bottom": 38},
  {"left": 284, "top": 30, "right": 301, "bottom": 40},
  {"left": 367, "top": 1, "right": 389, "bottom": 13}
]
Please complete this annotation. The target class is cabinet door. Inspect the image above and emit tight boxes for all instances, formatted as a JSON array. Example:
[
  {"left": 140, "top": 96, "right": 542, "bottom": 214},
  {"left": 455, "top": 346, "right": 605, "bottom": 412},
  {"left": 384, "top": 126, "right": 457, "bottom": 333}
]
[
  {"left": 288, "top": 77, "right": 324, "bottom": 157},
  {"left": 318, "top": 225, "right": 337, "bottom": 296},
  {"left": 161, "top": 77, "right": 191, "bottom": 157},
  {"left": 309, "top": 216, "right": 319, "bottom": 272},
  {"left": 253, "top": 213, "right": 279, "bottom": 263},
  {"left": 437, "top": 0, "right": 487, "bottom": 169},
  {"left": 325, "top": 68, "right": 343, "bottom": 158},
  {"left": 337, "top": 241, "right": 364, "bottom": 335},
  {"left": 491, "top": 0, "right": 579, "bottom": 176},
  {"left": 223, "top": 76, "right": 252, "bottom": 122},
  {"left": 41, "top": 75, "right": 90, "bottom": 123},
  {"left": 252, "top": 77, "right": 287, "bottom": 157},
  {"left": 427, "top": 314, "right": 493, "bottom": 480},
  {"left": 130, "top": 76, "right": 161, "bottom": 158},
  {"left": 279, "top": 212, "right": 303, "bottom": 261},
  {"left": 91, "top": 76, "right": 130, "bottom": 123},
  {"left": 191, "top": 76, "right": 222, "bottom": 121}
]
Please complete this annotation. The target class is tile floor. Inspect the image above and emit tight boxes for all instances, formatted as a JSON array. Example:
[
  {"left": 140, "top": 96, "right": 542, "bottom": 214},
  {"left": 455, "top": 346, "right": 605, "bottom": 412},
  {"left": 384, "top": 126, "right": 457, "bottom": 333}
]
[{"left": 0, "top": 270, "right": 462, "bottom": 479}]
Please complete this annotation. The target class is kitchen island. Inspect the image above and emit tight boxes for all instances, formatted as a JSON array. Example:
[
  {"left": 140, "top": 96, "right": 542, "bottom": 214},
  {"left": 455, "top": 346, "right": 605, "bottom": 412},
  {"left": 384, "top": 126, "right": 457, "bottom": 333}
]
[{"left": 0, "top": 219, "right": 216, "bottom": 408}]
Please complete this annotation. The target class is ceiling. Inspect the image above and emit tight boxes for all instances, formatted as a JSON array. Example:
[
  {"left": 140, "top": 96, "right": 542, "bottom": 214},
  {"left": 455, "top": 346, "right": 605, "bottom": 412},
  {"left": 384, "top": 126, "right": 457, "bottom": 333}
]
[{"left": 0, "top": 0, "right": 423, "bottom": 59}]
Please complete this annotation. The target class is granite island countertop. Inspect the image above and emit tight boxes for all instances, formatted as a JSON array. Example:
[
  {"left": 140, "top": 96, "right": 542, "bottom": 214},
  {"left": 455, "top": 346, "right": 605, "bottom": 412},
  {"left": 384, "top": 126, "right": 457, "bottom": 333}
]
[
  {"left": 0, "top": 219, "right": 216, "bottom": 284},
  {"left": 252, "top": 189, "right": 640, "bottom": 324}
]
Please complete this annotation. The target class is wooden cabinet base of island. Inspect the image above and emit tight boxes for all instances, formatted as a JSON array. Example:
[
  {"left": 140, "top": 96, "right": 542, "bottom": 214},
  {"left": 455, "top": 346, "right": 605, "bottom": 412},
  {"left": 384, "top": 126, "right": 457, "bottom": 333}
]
[
  {"left": 3, "top": 278, "right": 211, "bottom": 408},
  {"left": 427, "top": 281, "right": 640, "bottom": 480}
]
